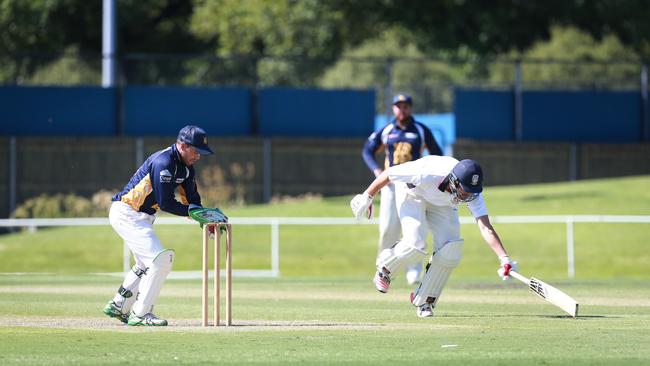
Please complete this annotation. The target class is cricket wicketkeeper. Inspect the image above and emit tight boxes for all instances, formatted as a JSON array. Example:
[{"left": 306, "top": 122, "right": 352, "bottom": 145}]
[
  {"left": 103, "top": 125, "right": 227, "bottom": 326},
  {"left": 350, "top": 155, "right": 518, "bottom": 318}
]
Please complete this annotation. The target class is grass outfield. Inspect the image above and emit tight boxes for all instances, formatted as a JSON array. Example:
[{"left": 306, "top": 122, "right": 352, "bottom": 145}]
[
  {"left": 1, "top": 176, "right": 649, "bottom": 364},
  {"left": 1, "top": 274, "right": 649, "bottom": 365},
  {"left": 0, "top": 175, "right": 648, "bottom": 278}
]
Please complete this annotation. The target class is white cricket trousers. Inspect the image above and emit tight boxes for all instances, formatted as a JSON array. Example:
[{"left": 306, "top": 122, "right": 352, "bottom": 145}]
[
  {"left": 380, "top": 183, "right": 428, "bottom": 280},
  {"left": 376, "top": 190, "right": 462, "bottom": 276},
  {"left": 109, "top": 201, "right": 164, "bottom": 269},
  {"left": 396, "top": 191, "right": 461, "bottom": 255}
]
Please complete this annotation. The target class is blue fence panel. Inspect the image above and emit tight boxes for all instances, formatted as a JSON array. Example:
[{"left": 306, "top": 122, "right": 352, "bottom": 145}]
[
  {"left": 259, "top": 88, "right": 375, "bottom": 137},
  {"left": 0, "top": 86, "right": 116, "bottom": 136},
  {"left": 375, "top": 113, "right": 456, "bottom": 154},
  {"left": 123, "top": 86, "right": 251, "bottom": 136},
  {"left": 454, "top": 89, "right": 513, "bottom": 140},
  {"left": 523, "top": 91, "right": 640, "bottom": 142}
]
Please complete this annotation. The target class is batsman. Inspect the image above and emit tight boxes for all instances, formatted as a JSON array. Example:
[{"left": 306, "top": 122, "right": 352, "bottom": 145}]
[
  {"left": 362, "top": 94, "right": 443, "bottom": 285},
  {"left": 350, "top": 155, "right": 518, "bottom": 318},
  {"left": 103, "top": 125, "right": 228, "bottom": 326}
]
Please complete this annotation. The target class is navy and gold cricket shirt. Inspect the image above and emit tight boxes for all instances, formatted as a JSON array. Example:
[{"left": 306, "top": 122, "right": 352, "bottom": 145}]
[{"left": 112, "top": 144, "right": 201, "bottom": 216}]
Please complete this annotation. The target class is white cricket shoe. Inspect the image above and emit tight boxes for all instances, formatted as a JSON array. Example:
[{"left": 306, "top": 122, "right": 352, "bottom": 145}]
[
  {"left": 417, "top": 303, "right": 434, "bottom": 318},
  {"left": 127, "top": 311, "right": 168, "bottom": 326},
  {"left": 373, "top": 268, "right": 391, "bottom": 293}
]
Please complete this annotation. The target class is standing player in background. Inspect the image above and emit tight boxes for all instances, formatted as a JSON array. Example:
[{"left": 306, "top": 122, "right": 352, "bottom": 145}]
[
  {"left": 351, "top": 156, "right": 518, "bottom": 318},
  {"left": 103, "top": 125, "right": 226, "bottom": 326},
  {"left": 362, "top": 94, "right": 443, "bottom": 285}
]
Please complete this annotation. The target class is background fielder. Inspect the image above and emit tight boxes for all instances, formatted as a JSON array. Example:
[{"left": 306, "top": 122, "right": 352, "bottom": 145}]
[
  {"left": 103, "top": 125, "right": 223, "bottom": 326},
  {"left": 351, "top": 155, "right": 518, "bottom": 318},
  {"left": 362, "top": 94, "right": 443, "bottom": 285}
]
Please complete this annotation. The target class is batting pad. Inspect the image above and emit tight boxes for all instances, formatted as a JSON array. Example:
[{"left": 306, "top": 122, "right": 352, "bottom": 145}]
[
  {"left": 377, "top": 242, "right": 427, "bottom": 277},
  {"left": 412, "top": 240, "right": 463, "bottom": 307},
  {"left": 132, "top": 249, "right": 174, "bottom": 317}
]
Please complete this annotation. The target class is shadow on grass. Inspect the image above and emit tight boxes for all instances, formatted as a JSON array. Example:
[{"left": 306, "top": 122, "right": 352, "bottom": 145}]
[
  {"left": 437, "top": 314, "right": 615, "bottom": 319},
  {"left": 215, "top": 321, "right": 385, "bottom": 327},
  {"left": 520, "top": 191, "right": 601, "bottom": 201}
]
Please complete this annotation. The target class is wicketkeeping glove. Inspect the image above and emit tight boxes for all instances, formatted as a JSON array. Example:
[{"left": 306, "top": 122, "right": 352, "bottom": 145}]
[
  {"left": 497, "top": 255, "right": 518, "bottom": 280},
  {"left": 188, "top": 205, "right": 229, "bottom": 234},
  {"left": 350, "top": 193, "right": 373, "bottom": 220}
]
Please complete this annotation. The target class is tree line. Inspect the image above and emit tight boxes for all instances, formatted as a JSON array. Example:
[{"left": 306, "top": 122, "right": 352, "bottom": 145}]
[{"left": 1, "top": 0, "right": 648, "bottom": 99}]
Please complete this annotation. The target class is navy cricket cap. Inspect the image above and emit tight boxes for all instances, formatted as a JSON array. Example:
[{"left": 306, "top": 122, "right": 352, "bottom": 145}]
[
  {"left": 451, "top": 159, "right": 483, "bottom": 193},
  {"left": 177, "top": 125, "right": 214, "bottom": 155},
  {"left": 392, "top": 94, "right": 413, "bottom": 105}
]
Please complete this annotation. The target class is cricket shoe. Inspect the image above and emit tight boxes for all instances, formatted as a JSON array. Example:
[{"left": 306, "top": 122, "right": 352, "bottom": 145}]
[
  {"left": 373, "top": 268, "right": 391, "bottom": 293},
  {"left": 127, "top": 311, "right": 168, "bottom": 326},
  {"left": 416, "top": 303, "right": 434, "bottom": 318},
  {"left": 102, "top": 300, "right": 128, "bottom": 324},
  {"left": 405, "top": 267, "right": 421, "bottom": 285}
]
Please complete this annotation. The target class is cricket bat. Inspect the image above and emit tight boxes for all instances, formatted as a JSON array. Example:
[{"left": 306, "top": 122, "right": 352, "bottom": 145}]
[{"left": 509, "top": 270, "right": 579, "bottom": 317}]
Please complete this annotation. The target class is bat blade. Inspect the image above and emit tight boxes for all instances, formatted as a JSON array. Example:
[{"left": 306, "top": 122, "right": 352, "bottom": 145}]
[
  {"left": 529, "top": 277, "right": 579, "bottom": 317},
  {"left": 510, "top": 271, "right": 579, "bottom": 317}
]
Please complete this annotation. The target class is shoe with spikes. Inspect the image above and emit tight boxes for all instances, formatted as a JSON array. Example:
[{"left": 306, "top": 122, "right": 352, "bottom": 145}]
[
  {"left": 127, "top": 311, "right": 168, "bottom": 326},
  {"left": 373, "top": 268, "right": 391, "bottom": 293},
  {"left": 102, "top": 301, "right": 128, "bottom": 324},
  {"left": 416, "top": 303, "right": 434, "bottom": 318}
]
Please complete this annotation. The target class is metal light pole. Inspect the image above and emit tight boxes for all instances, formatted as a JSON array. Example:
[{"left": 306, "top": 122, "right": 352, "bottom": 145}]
[{"left": 102, "top": 0, "right": 116, "bottom": 87}]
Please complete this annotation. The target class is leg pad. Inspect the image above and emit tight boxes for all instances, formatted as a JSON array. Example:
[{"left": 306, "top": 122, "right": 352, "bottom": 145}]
[
  {"left": 131, "top": 249, "right": 174, "bottom": 316},
  {"left": 377, "top": 242, "right": 427, "bottom": 277},
  {"left": 411, "top": 240, "right": 463, "bottom": 307}
]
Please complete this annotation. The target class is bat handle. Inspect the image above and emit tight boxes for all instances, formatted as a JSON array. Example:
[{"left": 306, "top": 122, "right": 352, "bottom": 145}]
[{"left": 508, "top": 270, "right": 529, "bottom": 284}]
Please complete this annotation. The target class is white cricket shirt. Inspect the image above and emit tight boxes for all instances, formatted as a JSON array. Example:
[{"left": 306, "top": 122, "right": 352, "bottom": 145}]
[{"left": 387, "top": 155, "right": 488, "bottom": 218}]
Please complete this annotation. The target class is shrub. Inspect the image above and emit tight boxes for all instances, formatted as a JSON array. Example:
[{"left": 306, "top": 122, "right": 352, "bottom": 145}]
[{"left": 13, "top": 190, "right": 117, "bottom": 218}]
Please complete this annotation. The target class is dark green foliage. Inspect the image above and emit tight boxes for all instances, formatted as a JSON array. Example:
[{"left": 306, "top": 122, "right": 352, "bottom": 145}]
[
  {"left": 12, "top": 190, "right": 114, "bottom": 218},
  {"left": 3, "top": 0, "right": 650, "bottom": 85}
]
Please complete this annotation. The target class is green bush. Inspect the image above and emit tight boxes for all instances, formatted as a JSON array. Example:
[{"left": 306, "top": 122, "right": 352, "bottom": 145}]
[{"left": 13, "top": 190, "right": 115, "bottom": 218}]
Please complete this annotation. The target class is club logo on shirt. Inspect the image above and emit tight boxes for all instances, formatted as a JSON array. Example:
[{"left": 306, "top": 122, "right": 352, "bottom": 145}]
[
  {"left": 471, "top": 174, "right": 479, "bottom": 185},
  {"left": 160, "top": 169, "right": 172, "bottom": 183},
  {"left": 404, "top": 132, "right": 418, "bottom": 139}
]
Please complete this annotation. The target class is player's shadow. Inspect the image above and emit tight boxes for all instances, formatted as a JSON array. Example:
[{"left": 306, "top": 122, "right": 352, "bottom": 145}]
[
  {"left": 540, "top": 314, "right": 611, "bottom": 319},
  {"left": 438, "top": 314, "right": 615, "bottom": 319},
  {"left": 521, "top": 191, "right": 600, "bottom": 201},
  {"left": 194, "top": 321, "right": 385, "bottom": 327}
]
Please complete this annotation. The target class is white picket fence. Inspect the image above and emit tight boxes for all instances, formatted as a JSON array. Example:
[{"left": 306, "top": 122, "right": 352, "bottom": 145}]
[{"left": 1, "top": 215, "right": 649, "bottom": 278}]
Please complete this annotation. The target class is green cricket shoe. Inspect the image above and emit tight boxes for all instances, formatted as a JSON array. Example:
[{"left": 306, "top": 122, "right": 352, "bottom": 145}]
[
  {"left": 102, "top": 301, "right": 128, "bottom": 324},
  {"left": 127, "top": 311, "right": 168, "bottom": 326}
]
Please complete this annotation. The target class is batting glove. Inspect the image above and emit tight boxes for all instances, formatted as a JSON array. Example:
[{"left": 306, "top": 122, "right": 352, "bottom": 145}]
[
  {"left": 497, "top": 255, "right": 518, "bottom": 280},
  {"left": 350, "top": 193, "right": 373, "bottom": 220}
]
